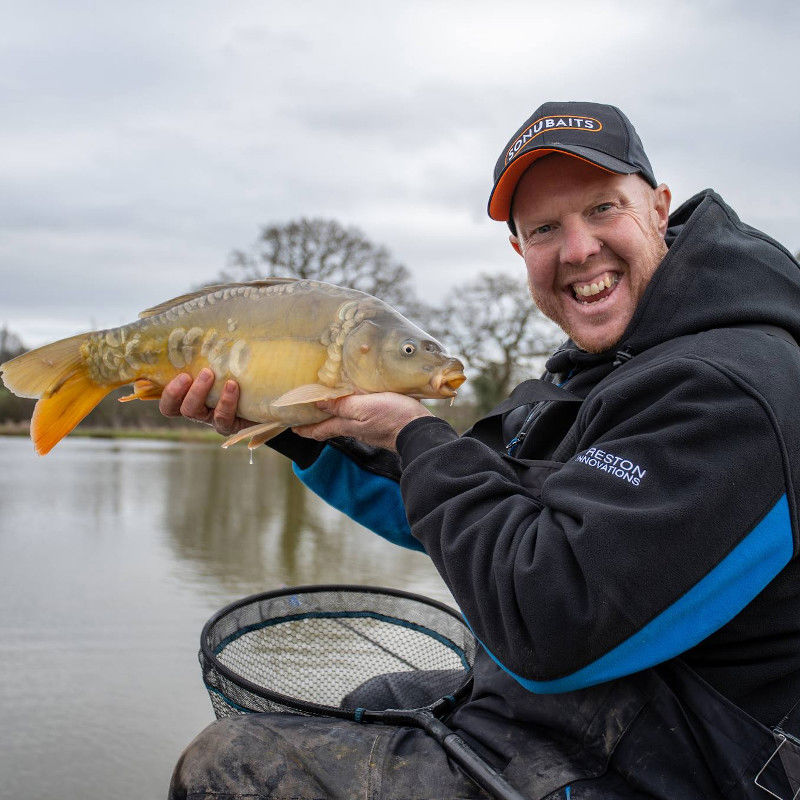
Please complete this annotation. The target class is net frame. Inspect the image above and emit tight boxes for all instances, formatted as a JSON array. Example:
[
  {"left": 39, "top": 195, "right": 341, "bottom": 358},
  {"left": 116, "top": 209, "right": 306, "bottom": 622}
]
[{"left": 200, "top": 584, "right": 477, "bottom": 721}]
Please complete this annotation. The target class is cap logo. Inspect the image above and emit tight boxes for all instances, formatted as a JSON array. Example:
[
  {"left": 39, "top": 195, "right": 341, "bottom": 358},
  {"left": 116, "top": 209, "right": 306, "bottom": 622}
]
[{"left": 504, "top": 116, "right": 602, "bottom": 166}]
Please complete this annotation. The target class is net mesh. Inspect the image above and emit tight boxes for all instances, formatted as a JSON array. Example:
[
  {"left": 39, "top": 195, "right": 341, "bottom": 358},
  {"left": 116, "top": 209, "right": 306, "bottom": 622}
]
[{"left": 201, "top": 586, "right": 477, "bottom": 720}]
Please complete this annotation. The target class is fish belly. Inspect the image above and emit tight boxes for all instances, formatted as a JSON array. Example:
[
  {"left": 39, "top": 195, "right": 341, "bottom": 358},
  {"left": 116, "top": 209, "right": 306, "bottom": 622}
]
[{"left": 216, "top": 339, "right": 330, "bottom": 423}]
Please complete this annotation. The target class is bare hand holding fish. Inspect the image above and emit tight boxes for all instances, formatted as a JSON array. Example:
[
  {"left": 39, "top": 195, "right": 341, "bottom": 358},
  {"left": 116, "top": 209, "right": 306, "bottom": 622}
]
[
  {"left": 293, "top": 393, "right": 431, "bottom": 452},
  {"left": 165, "top": 371, "right": 431, "bottom": 452},
  {"left": 160, "top": 368, "right": 253, "bottom": 437},
  {"left": 0, "top": 279, "right": 466, "bottom": 455}
]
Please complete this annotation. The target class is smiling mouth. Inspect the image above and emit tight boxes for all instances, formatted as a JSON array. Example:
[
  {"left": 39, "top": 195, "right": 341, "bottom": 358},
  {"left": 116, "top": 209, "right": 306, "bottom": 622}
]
[{"left": 571, "top": 271, "right": 620, "bottom": 304}]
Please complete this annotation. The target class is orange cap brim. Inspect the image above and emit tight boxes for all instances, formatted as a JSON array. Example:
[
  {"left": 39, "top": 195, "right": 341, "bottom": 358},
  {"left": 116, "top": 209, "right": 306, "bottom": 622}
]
[{"left": 487, "top": 148, "right": 617, "bottom": 222}]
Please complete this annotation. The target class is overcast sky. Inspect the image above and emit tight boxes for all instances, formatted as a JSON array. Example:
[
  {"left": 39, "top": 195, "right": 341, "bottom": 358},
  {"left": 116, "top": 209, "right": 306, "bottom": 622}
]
[{"left": 2, "top": 0, "right": 798, "bottom": 346}]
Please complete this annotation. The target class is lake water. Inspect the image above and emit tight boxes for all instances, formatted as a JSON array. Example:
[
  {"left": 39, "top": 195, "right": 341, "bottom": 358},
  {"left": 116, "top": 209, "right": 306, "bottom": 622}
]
[{"left": 0, "top": 435, "right": 451, "bottom": 800}]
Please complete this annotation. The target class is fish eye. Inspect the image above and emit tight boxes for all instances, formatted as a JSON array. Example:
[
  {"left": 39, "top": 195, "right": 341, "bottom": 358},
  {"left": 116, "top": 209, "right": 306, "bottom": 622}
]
[{"left": 401, "top": 340, "right": 417, "bottom": 357}]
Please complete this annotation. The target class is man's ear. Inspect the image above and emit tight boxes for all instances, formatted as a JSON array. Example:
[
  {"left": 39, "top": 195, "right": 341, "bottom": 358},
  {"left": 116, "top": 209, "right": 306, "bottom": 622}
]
[
  {"left": 653, "top": 184, "right": 672, "bottom": 236},
  {"left": 510, "top": 234, "right": 523, "bottom": 257}
]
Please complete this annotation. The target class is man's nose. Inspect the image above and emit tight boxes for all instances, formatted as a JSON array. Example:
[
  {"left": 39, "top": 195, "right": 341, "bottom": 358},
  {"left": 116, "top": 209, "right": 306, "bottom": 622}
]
[{"left": 560, "top": 220, "right": 601, "bottom": 265}]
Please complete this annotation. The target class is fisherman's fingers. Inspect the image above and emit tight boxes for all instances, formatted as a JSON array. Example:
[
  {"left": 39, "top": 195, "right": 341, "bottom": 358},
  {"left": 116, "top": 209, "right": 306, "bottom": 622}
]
[
  {"left": 298, "top": 393, "right": 431, "bottom": 450},
  {"left": 159, "top": 373, "right": 195, "bottom": 418},
  {"left": 160, "top": 370, "right": 216, "bottom": 427},
  {"left": 323, "top": 393, "right": 429, "bottom": 426},
  {"left": 292, "top": 417, "right": 341, "bottom": 441},
  {"left": 210, "top": 379, "right": 244, "bottom": 436},
  {"left": 175, "top": 368, "right": 216, "bottom": 425}
]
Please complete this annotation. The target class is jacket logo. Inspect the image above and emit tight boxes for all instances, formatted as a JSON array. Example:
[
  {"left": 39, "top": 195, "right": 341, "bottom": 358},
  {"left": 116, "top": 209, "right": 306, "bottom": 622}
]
[
  {"left": 573, "top": 447, "right": 646, "bottom": 486},
  {"left": 505, "top": 116, "right": 602, "bottom": 165}
]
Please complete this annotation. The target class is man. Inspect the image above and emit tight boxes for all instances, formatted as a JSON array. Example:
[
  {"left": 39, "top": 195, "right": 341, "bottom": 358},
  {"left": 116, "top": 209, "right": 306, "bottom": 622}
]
[{"left": 165, "top": 102, "right": 800, "bottom": 799}]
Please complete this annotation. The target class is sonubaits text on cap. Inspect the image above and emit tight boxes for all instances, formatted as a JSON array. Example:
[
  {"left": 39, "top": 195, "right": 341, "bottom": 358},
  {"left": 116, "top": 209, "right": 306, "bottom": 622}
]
[{"left": 488, "top": 101, "right": 657, "bottom": 229}]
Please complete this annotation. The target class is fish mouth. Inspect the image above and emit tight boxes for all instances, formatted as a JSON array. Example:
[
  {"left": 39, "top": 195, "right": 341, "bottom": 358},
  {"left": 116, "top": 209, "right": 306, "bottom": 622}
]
[{"left": 431, "top": 359, "right": 466, "bottom": 397}]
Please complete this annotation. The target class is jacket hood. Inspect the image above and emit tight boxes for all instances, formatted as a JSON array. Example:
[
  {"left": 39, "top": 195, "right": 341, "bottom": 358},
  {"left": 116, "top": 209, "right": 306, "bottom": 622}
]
[{"left": 547, "top": 190, "right": 800, "bottom": 374}]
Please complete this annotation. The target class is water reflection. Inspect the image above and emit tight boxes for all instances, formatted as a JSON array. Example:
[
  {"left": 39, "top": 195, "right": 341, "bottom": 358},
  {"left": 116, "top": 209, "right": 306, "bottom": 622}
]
[
  {"left": 164, "top": 444, "right": 293, "bottom": 590},
  {"left": 162, "top": 442, "right": 448, "bottom": 602}
]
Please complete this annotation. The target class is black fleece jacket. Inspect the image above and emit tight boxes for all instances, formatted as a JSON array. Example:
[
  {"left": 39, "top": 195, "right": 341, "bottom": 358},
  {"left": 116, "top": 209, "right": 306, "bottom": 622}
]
[
  {"left": 276, "top": 190, "right": 800, "bottom": 726},
  {"left": 397, "top": 190, "right": 800, "bottom": 724}
]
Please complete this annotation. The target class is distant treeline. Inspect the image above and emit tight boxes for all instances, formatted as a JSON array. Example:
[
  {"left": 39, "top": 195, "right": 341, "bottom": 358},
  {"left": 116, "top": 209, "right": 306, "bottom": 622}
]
[
  {"left": 0, "top": 379, "right": 474, "bottom": 435},
  {"left": 0, "top": 383, "right": 192, "bottom": 430}
]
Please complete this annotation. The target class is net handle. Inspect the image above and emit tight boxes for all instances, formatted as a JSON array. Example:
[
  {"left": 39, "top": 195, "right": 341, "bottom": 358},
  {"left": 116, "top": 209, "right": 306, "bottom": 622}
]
[{"left": 364, "top": 709, "right": 529, "bottom": 800}]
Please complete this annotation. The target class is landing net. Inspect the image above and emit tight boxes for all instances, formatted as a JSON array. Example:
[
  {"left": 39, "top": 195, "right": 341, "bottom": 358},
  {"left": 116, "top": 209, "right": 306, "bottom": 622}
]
[{"left": 200, "top": 585, "right": 477, "bottom": 720}]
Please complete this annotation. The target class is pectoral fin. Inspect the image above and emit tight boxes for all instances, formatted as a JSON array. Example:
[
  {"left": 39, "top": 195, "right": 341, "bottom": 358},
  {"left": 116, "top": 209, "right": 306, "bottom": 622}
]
[
  {"left": 271, "top": 383, "right": 354, "bottom": 408},
  {"left": 221, "top": 421, "right": 287, "bottom": 449},
  {"left": 118, "top": 379, "right": 163, "bottom": 402},
  {"left": 247, "top": 427, "right": 289, "bottom": 449}
]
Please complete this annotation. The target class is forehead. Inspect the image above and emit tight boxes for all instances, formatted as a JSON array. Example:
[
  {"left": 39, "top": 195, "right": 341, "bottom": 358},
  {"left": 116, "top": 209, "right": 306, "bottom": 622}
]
[{"left": 512, "top": 155, "right": 641, "bottom": 221}]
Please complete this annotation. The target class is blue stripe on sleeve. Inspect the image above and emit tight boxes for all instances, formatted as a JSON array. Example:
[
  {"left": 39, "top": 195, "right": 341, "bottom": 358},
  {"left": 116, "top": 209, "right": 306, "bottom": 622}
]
[
  {"left": 471, "top": 493, "right": 794, "bottom": 693},
  {"left": 293, "top": 444, "right": 423, "bottom": 552}
]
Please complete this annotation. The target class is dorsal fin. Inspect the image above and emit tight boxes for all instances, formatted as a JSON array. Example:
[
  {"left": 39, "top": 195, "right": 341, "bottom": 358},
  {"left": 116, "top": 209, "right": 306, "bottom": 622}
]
[{"left": 137, "top": 278, "right": 300, "bottom": 319}]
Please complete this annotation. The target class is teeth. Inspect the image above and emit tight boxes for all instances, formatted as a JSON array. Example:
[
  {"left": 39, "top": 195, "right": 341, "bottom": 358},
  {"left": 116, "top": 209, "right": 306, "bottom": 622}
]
[{"left": 573, "top": 273, "right": 618, "bottom": 298}]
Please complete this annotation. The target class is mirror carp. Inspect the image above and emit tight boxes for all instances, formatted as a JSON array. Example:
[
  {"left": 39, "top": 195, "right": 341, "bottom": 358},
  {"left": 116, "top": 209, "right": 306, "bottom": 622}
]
[{"left": 0, "top": 278, "right": 466, "bottom": 454}]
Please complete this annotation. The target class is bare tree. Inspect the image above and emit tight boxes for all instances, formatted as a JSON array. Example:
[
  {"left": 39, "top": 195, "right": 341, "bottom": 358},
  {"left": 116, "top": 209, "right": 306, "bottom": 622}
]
[
  {"left": 0, "top": 325, "right": 25, "bottom": 362},
  {"left": 224, "top": 218, "right": 421, "bottom": 317},
  {"left": 432, "top": 273, "right": 563, "bottom": 414},
  {"left": 0, "top": 326, "right": 34, "bottom": 422}
]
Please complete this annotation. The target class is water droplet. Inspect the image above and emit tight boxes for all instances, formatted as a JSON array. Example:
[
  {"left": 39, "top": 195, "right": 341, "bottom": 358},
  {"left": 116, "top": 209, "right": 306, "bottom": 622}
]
[{"left": 249, "top": 449, "right": 254, "bottom": 466}]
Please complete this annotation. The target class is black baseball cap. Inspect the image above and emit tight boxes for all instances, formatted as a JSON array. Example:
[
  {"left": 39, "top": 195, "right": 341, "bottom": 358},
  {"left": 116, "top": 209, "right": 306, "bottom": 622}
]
[{"left": 488, "top": 101, "right": 657, "bottom": 227}]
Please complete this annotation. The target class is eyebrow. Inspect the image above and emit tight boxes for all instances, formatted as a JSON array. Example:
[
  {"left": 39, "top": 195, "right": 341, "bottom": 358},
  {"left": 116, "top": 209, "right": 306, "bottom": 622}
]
[{"left": 519, "top": 189, "right": 630, "bottom": 231}]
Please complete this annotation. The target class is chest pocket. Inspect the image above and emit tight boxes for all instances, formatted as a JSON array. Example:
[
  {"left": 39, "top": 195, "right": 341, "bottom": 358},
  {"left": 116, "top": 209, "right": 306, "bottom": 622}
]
[{"left": 500, "top": 455, "right": 564, "bottom": 494}]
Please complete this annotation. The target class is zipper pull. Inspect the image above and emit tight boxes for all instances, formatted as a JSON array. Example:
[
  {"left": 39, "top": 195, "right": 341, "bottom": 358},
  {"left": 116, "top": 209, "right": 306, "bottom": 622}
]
[
  {"left": 612, "top": 349, "right": 634, "bottom": 367},
  {"left": 505, "top": 432, "right": 526, "bottom": 455}
]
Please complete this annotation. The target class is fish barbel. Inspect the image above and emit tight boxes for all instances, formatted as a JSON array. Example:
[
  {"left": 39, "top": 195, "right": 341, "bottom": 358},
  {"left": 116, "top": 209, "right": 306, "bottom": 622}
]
[{"left": 0, "top": 278, "right": 466, "bottom": 455}]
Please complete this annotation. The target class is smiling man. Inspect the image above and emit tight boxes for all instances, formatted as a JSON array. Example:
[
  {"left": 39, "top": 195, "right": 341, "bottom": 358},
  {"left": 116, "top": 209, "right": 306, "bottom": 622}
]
[
  {"left": 166, "top": 103, "right": 800, "bottom": 799},
  {"left": 508, "top": 156, "right": 671, "bottom": 354}
]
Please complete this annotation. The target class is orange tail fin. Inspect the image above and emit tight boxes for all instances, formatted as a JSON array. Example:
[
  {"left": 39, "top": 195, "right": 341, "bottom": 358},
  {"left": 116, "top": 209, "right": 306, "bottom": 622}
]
[
  {"left": 1, "top": 334, "right": 115, "bottom": 455},
  {"left": 31, "top": 373, "right": 112, "bottom": 455}
]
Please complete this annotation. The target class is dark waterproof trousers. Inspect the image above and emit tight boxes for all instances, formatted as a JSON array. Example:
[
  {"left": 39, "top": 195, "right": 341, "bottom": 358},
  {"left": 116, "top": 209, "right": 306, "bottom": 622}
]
[{"left": 168, "top": 659, "right": 800, "bottom": 799}]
